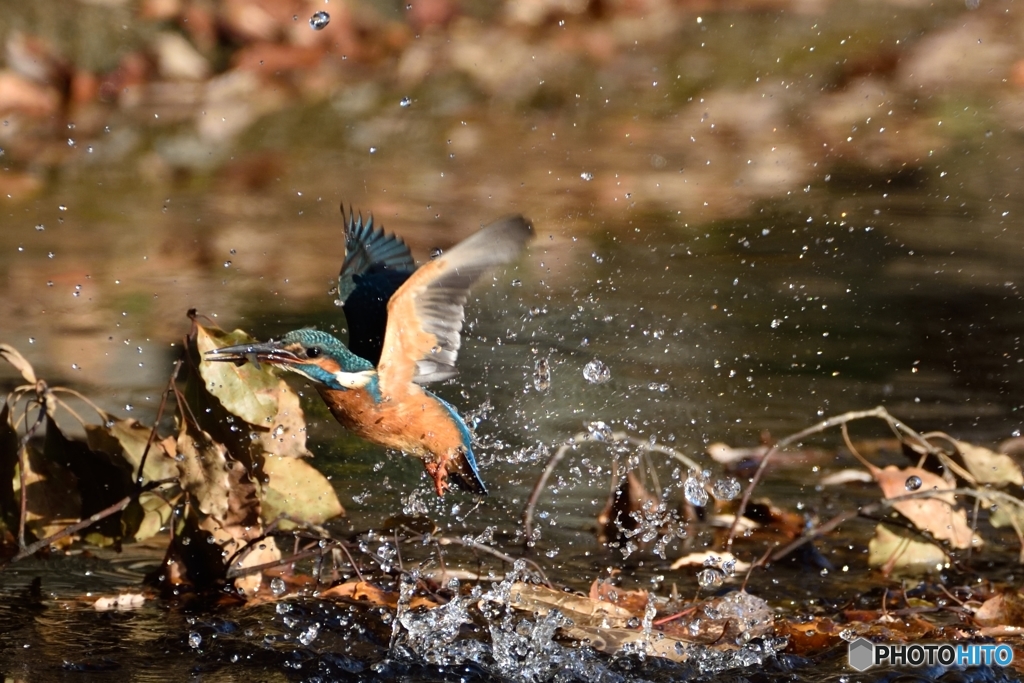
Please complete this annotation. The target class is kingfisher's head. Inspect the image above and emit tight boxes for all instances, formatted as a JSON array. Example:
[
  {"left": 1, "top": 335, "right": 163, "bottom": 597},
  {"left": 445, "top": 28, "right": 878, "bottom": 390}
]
[{"left": 205, "top": 329, "right": 376, "bottom": 391}]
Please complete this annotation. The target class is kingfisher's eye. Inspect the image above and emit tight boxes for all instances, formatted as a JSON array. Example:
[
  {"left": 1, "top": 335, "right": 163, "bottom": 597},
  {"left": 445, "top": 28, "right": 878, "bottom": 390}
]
[{"left": 306, "top": 347, "right": 321, "bottom": 358}]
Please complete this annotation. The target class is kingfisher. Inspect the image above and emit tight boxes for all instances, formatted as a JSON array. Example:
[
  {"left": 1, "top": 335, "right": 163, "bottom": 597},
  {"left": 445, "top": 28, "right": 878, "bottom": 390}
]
[{"left": 205, "top": 213, "right": 533, "bottom": 496}]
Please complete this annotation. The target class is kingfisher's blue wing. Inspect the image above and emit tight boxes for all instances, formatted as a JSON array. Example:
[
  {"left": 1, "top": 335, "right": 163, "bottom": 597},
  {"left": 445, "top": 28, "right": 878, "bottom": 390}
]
[
  {"left": 338, "top": 208, "right": 415, "bottom": 301},
  {"left": 337, "top": 207, "right": 416, "bottom": 364}
]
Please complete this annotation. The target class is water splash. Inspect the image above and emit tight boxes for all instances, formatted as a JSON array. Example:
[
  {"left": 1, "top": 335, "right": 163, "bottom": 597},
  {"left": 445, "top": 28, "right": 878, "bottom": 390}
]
[
  {"left": 586, "top": 420, "right": 613, "bottom": 442},
  {"left": 583, "top": 359, "right": 611, "bottom": 384},
  {"left": 683, "top": 470, "right": 709, "bottom": 507},
  {"left": 712, "top": 476, "right": 741, "bottom": 500}
]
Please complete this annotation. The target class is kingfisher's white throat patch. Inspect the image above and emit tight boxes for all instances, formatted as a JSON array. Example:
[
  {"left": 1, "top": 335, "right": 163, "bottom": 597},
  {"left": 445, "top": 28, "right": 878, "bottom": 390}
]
[{"left": 332, "top": 369, "right": 376, "bottom": 389}]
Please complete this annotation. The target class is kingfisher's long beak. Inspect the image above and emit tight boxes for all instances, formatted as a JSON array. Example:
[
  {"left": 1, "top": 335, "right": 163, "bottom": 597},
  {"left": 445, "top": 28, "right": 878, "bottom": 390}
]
[{"left": 203, "top": 340, "right": 298, "bottom": 370}]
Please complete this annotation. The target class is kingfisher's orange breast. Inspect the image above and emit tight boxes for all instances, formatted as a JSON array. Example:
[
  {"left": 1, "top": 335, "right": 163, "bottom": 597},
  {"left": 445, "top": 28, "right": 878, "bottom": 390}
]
[{"left": 315, "top": 384, "right": 465, "bottom": 461}]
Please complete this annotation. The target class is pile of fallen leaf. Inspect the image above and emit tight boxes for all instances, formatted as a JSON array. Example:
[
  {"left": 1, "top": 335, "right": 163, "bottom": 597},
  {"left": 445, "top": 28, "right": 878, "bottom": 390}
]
[{"left": 0, "top": 313, "right": 342, "bottom": 597}]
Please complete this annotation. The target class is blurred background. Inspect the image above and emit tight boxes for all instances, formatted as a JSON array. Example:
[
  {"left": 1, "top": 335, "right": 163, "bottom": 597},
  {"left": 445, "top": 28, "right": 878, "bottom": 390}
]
[{"left": 1, "top": 0, "right": 1023, "bottom": 483}]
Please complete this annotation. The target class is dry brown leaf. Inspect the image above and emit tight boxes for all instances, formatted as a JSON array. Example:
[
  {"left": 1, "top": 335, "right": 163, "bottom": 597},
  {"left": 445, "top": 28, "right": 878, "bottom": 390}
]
[
  {"left": 588, "top": 578, "right": 649, "bottom": 615},
  {"left": 868, "top": 524, "right": 947, "bottom": 573},
  {"left": 0, "top": 344, "right": 37, "bottom": 384},
  {"left": 974, "top": 593, "right": 1024, "bottom": 627},
  {"left": 505, "top": 582, "right": 634, "bottom": 628},
  {"left": 175, "top": 420, "right": 279, "bottom": 595},
  {"left": 956, "top": 440, "right": 1024, "bottom": 486},
  {"left": 819, "top": 469, "right": 874, "bottom": 486},
  {"left": 870, "top": 465, "right": 980, "bottom": 549},
  {"left": 194, "top": 323, "right": 280, "bottom": 426},
  {"left": 669, "top": 551, "right": 750, "bottom": 573},
  {"left": 177, "top": 423, "right": 232, "bottom": 520},
  {"left": 320, "top": 580, "right": 438, "bottom": 609},
  {"left": 565, "top": 623, "right": 694, "bottom": 662},
  {"left": 776, "top": 617, "right": 842, "bottom": 654},
  {"left": 260, "top": 453, "right": 344, "bottom": 526},
  {"left": 256, "top": 385, "right": 312, "bottom": 458},
  {"left": 85, "top": 415, "right": 178, "bottom": 483},
  {"left": 660, "top": 591, "right": 774, "bottom": 646}
]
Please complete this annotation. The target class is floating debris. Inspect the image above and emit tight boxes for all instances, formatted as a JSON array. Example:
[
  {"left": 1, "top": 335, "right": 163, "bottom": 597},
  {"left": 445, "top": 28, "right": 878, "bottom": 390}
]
[{"left": 533, "top": 357, "right": 551, "bottom": 392}]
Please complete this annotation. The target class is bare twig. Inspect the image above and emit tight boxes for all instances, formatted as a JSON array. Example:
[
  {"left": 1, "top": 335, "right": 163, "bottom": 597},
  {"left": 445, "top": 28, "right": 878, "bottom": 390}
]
[
  {"left": 134, "top": 359, "right": 182, "bottom": 489},
  {"left": 9, "top": 495, "right": 133, "bottom": 563},
  {"left": 726, "top": 406, "right": 893, "bottom": 551},
  {"left": 16, "top": 399, "right": 47, "bottom": 550},
  {"left": 766, "top": 485, "right": 1024, "bottom": 565},
  {"left": 435, "top": 535, "right": 551, "bottom": 587}
]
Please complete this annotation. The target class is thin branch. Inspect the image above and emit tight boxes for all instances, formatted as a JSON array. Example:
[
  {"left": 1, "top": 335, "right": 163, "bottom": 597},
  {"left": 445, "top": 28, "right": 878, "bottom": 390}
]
[
  {"left": 8, "top": 495, "right": 133, "bottom": 563},
  {"left": 16, "top": 400, "right": 47, "bottom": 550},
  {"left": 767, "top": 485, "right": 1022, "bottom": 565},
  {"left": 726, "top": 406, "right": 892, "bottom": 551},
  {"left": 134, "top": 359, "right": 182, "bottom": 489},
  {"left": 435, "top": 535, "right": 551, "bottom": 587}
]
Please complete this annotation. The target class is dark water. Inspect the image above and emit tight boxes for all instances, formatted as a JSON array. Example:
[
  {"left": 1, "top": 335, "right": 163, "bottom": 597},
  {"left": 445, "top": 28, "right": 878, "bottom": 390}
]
[{"left": 3, "top": 173, "right": 1023, "bottom": 680}]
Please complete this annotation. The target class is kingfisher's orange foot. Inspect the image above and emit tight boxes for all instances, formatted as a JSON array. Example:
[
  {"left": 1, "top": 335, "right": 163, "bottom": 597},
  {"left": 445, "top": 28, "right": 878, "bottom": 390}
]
[{"left": 425, "top": 459, "right": 450, "bottom": 496}]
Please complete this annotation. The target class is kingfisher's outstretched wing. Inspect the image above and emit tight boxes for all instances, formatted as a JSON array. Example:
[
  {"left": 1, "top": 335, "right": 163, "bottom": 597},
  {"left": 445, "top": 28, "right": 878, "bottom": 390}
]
[
  {"left": 377, "top": 215, "right": 533, "bottom": 393},
  {"left": 337, "top": 207, "right": 416, "bottom": 364}
]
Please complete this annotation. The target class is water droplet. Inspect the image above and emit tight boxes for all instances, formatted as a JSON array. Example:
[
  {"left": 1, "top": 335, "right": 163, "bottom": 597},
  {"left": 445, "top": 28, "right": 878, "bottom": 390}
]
[
  {"left": 188, "top": 631, "right": 202, "bottom": 649},
  {"left": 580, "top": 172, "right": 593, "bottom": 181},
  {"left": 309, "top": 10, "right": 330, "bottom": 29},
  {"left": 430, "top": 247, "right": 443, "bottom": 259},
  {"left": 223, "top": 261, "right": 232, "bottom": 268},
  {"left": 298, "top": 623, "right": 320, "bottom": 646},
  {"left": 770, "top": 318, "right": 782, "bottom": 329},
  {"left": 697, "top": 567, "right": 724, "bottom": 589},
  {"left": 511, "top": 278, "right": 522, "bottom": 287},
  {"left": 712, "top": 476, "right": 741, "bottom": 501},
  {"left": 369, "top": 146, "right": 377, "bottom": 154},
  {"left": 586, "top": 420, "right": 613, "bottom": 442},
  {"left": 533, "top": 357, "right": 551, "bottom": 392},
  {"left": 124, "top": 404, "right": 133, "bottom": 412},
  {"left": 270, "top": 577, "right": 286, "bottom": 596},
  {"left": 34, "top": 224, "right": 44, "bottom": 231},
  {"left": 583, "top": 359, "right": 611, "bottom": 384},
  {"left": 905, "top": 475, "right": 922, "bottom": 491},
  {"left": 58, "top": 205, "right": 67, "bottom": 211},
  {"left": 684, "top": 472, "right": 709, "bottom": 507},
  {"left": 399, "top": 97, "right": 412, "bottom": 107}
]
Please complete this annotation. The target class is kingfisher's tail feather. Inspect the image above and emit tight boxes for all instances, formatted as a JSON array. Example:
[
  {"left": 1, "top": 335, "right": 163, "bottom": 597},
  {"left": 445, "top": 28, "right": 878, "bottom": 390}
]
[{"left": 449, "top": 447, "right": 488, "bottom": 495}]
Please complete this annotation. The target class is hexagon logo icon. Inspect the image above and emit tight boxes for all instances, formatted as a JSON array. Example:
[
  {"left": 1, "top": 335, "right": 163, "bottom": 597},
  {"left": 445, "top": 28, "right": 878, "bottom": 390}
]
[{"left": 848, "top": 638, "right": 875, "bottom": 671}]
